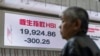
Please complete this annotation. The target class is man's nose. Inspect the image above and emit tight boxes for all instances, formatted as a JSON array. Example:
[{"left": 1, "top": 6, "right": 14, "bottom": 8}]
[{"left": 59, "top": 25, "right": 61, "bottom": 29}]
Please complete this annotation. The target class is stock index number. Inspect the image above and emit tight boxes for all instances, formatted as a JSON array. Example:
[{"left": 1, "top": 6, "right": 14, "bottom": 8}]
[
  {"left": 24, "top": 38, "right": 50, "bottom": 44},
  {"left": 20, "top": 29, "right": 56, "bottom": 37}
]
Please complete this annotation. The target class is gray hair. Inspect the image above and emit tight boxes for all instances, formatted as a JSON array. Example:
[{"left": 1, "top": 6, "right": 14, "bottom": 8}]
[{"left": 63, "top": 7, "right": 89, "bottom": 35}]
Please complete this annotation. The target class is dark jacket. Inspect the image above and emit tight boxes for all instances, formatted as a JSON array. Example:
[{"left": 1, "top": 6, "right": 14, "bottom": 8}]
[{"left": 61, "top": 35, "right": 100, "bottom": 56}]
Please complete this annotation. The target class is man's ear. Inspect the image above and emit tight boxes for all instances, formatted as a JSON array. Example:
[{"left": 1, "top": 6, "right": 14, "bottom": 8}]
[{"left": 73, "top": 19, "right": 81, "bottom": 30}]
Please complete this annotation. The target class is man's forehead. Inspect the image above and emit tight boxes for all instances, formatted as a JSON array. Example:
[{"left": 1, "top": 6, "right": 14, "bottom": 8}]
[
  {"left": 61, "top": 15, "right": 69, "bottom": 19},
  {"left": 60, "top": 15, "right": 65, "bottom": 20}
]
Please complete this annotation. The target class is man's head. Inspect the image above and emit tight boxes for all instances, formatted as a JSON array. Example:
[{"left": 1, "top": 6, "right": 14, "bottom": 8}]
[{"left": 60, "top": 7, "right": 89, "bottom": 40}]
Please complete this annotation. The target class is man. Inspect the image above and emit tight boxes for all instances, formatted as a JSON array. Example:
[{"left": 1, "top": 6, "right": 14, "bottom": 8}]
[{"left": 59, "top": 7, "right": 100, "bottom": 56}]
